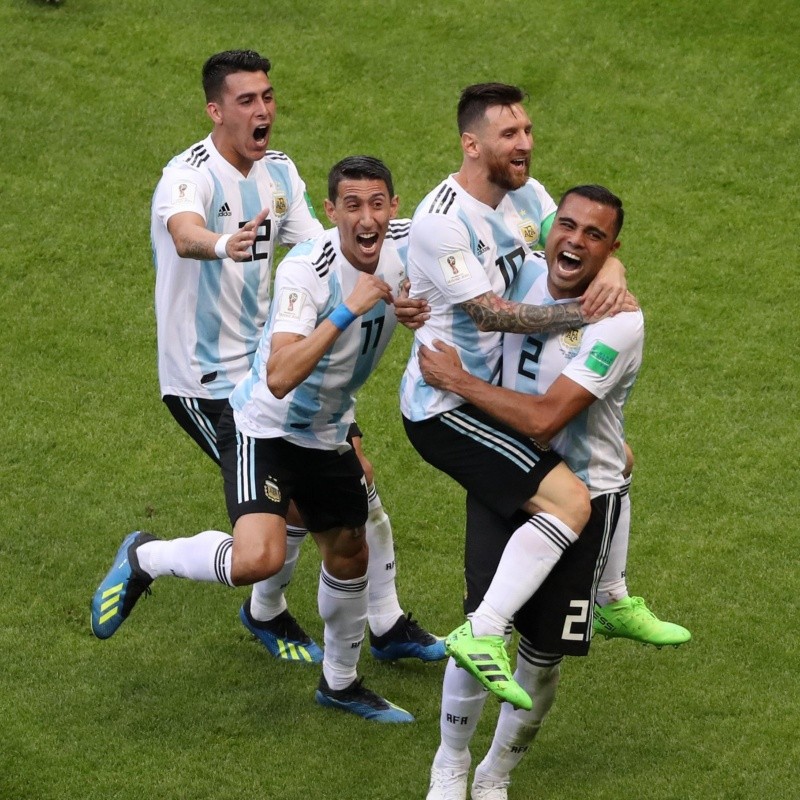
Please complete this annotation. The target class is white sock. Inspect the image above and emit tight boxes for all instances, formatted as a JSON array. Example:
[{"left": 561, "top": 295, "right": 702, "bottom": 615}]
[
  {"left": 596, "top": 480, "right": 631, "bottom": 606},
  {"left": 472, "top": 514, "right": 578, "bottom": 636},
  {"left": 136, "top": 530, "right": 233, "bottom": 586},
  {"left": 317, "top": 566, "right": 368, "bottom": 690},
  {"left": 474, "top": 645, "right": 562, "bottom": 783},
  {"left": 434, "top": 657, "right": 489, "bottom": 767},
  {"left": 365, "top": 485, "right": 404, "bottom": 635},
  {"left": 249, "top": 526, "right": 308, "bottom": 621}
]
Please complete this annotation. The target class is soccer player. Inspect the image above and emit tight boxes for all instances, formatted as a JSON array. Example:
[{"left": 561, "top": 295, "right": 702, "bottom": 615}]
[
  {"left": 400, "top": 83, "right": 632, "bottom": 713},
  {"left": 417, "top": 185, "right": 671, "bottom": 799},
  {"left": 149, "top": 50, "right": 442, "bottom": 664},
  {"left": 93, "top": 156, "right": 433, "bottom": 720}
]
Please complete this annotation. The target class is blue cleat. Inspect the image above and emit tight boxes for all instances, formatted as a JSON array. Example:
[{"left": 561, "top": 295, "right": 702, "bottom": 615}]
[
  {"left": 315, "top": 675, "right": 414, "bottom": 723},
  {"left": 91, "top": 531, "right": 157, "bottom": 639},
  {"left": 370, "top": 612, "right": 447, "bottom": 662},
  {"left": 239, "top": 599, "right": 323, "bottom": 664}
]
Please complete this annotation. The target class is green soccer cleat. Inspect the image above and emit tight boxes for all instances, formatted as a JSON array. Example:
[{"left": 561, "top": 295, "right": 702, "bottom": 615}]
[
  {"left": 445, "top": 621, "right": 531, "bottom": 711},
  {"left": 593, "top": 596, "right": 692, "bottom": 648}
]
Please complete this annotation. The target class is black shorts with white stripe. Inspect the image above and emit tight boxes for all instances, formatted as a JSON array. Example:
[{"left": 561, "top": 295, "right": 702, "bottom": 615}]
[
  {"left": 163, "top": 395, "right": 228, "bottom": 465},
  {"left": 217, "top": 404, "right": 368, "bottom": 532},
  {"left": 464, "top": 491, "right": 622, "bottom": 656},
  {"left": 403, "top": 404, "right": 561, "bottom": 520}
]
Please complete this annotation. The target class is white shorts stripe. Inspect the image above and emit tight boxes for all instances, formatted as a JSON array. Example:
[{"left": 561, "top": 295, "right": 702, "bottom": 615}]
[
  {"left": 442, "top": 409, "right": 541, "bottom": 472},
  {"left": 180, "top": 397, "right": 220, "bottom": 460},
  {"left": 235, "top": 431, "right": 257, "bottom": 504}
]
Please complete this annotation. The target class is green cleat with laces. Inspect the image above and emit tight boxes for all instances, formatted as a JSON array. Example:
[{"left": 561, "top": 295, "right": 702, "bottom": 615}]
[{"left": 593, "top": 596, "right": 691, "bottom": 648}]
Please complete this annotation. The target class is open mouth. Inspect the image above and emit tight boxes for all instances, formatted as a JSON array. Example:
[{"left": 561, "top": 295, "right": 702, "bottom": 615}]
[
  {"left": 557, "top": 250, "right": 582, "bottom": 272},
  {"left": 356, "top": 232, "right": 379, "bottom": 249},
  {"left": 253, "top": 125, "right": 270, "bottom": 146}
]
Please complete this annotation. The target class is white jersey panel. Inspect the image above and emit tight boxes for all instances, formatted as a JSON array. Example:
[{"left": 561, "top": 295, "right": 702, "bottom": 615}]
[
  {"left": 400, "top": 175, "right": 556, "bottom": 420},
  {"left": 230, "top": 223, "right": 409, "bottom": 449},
  {"left": 151, "top": 135, "right": 323, "bottom": 401},
  {"left": 503, "top": 256, "right": 643, "bottom": 494}
]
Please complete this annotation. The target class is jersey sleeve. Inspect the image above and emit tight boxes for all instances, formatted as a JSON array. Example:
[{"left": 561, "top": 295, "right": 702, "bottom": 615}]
[
  {"left": 153, "top": 162, "right": 213, "bottom": 227},
  {"left": 562, "top": 311, "right": 644, "bottom": 400},
  {"left": 407, "top": 213, "right": 492, "bottom": 303},
  {"left": 270, "top": 256, "right": 324, "bottom": 337},
  {"left": 276, "top": 159, "right": 325, "bottom": 246}
]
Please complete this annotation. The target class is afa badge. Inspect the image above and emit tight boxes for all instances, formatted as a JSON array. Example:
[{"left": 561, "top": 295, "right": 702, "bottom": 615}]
[
  {"left": 273, "top": 194, "right": 288, "bottom": 216},
  {"left": 559, "top": 329, "right": 583, "bottom": 358},
  {"left": 518, "top": 221, "right": 539, "bottom": 247},
  {"left": 264, "top": 478, "right": 281, "bottom": 503}
]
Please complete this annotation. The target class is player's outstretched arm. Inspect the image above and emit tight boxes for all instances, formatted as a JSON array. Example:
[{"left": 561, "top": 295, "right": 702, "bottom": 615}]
[
  {"left": 167, "top": 207, "right": 270, "bottom": 263},
  {"left": 461, "top": 291, "right": 585, "bottom": 334},
  {"left": 418, "top": 339, "right": 595, "bottom": 444}
]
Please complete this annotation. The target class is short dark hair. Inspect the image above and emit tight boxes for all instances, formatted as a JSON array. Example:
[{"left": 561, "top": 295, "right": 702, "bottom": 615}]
[
  {"left": 457, "top": 83, "right": 528, "bottom": 134},
  {"left": 202, "top": 50, "right": 272, "bottom": 102},
  {"left": 559, "top": 184, "right": 625, "bottom": 237},
  {"left": 327, "top": 156, "right": 394, "bottom": 201}
]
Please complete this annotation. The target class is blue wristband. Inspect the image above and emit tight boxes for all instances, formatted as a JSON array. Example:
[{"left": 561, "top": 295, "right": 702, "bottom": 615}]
[{"left": 328, "top": 303, "right": 357, "bottom": 331}]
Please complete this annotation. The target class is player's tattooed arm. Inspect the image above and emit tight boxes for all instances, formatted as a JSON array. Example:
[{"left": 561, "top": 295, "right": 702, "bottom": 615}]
[{"left": 461, "top": 291, "right": 584, "bottom": 334}]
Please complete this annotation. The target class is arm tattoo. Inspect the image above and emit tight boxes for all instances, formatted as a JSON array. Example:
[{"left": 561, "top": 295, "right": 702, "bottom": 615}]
[{"left": 463, "top": 294, "right": 584, "bottom": 334}]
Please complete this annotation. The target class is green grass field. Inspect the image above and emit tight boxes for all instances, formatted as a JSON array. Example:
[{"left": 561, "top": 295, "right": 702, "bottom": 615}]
[{"left": 2, "top": 1, "right": 799, "bottom": 798}]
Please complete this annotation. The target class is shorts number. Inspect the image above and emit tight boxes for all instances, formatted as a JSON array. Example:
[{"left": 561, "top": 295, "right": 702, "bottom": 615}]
[{"left": 561, "top": 600, "right": 589, "bottom": 641}]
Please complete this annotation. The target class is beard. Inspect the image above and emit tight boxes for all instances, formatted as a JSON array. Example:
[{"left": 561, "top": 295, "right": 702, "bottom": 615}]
[{"left": 486, "top": 152, "right": 529, "bottom": 191}]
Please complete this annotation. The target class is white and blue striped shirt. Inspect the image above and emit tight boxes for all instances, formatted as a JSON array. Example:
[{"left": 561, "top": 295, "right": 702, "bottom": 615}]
[
  {"left": 400, "top": 175, "right": 556, "bottom": 421},
  {"left": 230, "top": 222, "right": 410, "bottom": 449},
  {"left": 503, "top": 254, "right": 644, "bottom": 495},
  {"left": 151, "top": 135, "right": 323, "bottom": 400}
]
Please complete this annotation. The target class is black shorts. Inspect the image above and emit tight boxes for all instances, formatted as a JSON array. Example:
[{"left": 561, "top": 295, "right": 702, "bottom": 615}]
[
  {"left": 163, "top": 395, "right": 228, "bottom": 465},
  {"left": 464, "top": 491, "right": 621, "bottom": 656},
  {"left": 217, "top": 405, "right": 368, "bottom": 532},
  {"left": 164, "top": 395, "right": 363, "bottom": 466},
  {"left": 403, "top": 405, "right": 562, "bottom": 519}
]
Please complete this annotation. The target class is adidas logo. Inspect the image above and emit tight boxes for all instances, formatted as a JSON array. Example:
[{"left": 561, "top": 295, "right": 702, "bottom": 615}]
[
  {"left": 217, "top": 202, "right": 232, "bottom": 217},
  {"left": 476, "top": 239, "right": 489, "bottom": 255}
]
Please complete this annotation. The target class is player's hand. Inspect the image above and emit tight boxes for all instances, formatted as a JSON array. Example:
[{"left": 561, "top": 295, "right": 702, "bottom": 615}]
[
  {"left": 345, "top": 272, "right": 394, "bottom": 316},
  {"left": 394, "top": 279, "right": 430, "bottom": 330},
  {"left": 418, "top": 340, "right": 463, "bottom": 390},
  {"left": 581, "top": 254, "right": 632, "bottom": 319},
  {"left": 227, "top": 207, "right": 271, "bottom": 262}
]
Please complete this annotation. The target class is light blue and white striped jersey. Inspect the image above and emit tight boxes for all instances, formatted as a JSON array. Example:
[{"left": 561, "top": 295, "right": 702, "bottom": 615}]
[
  {"left": 503, "top": 253, "right": 644, "bottom": 495},
  {"left": 400, "top": 175, "right": 556, "bottom": 421},
  {"left": 230, "top": 221, "right": 410, "bottom": 449},
  {"left": 151, "top": 135, "right": 323, "bottom": 400}
]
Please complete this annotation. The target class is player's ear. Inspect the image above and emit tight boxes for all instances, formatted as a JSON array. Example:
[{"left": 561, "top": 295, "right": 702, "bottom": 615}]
[
  {"left": 323, "top": 198, "right": 337, "bottom": 225},
  {"left": 389, "top": 195, "right": 399, "bottom": 219},
  {"left": 206, "top": 101, "right": 222, "bottom": 125},
  {"left": 461, "top": 131, "right": 479, "bottom": 160}
]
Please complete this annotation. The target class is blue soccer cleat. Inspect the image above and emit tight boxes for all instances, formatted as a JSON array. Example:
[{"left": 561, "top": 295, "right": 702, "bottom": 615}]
[
  {"left": 315, "top": 675, "right": 414, "bottom": 723},
  {"left": 91, "top": 531, "right": 157, "bottom": 639},
  {"left": 239, "top": 598, "right": 323, "bottom": 664},
  {"left": 370, "top": 612, "right": 447, "bottom": 662}
]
